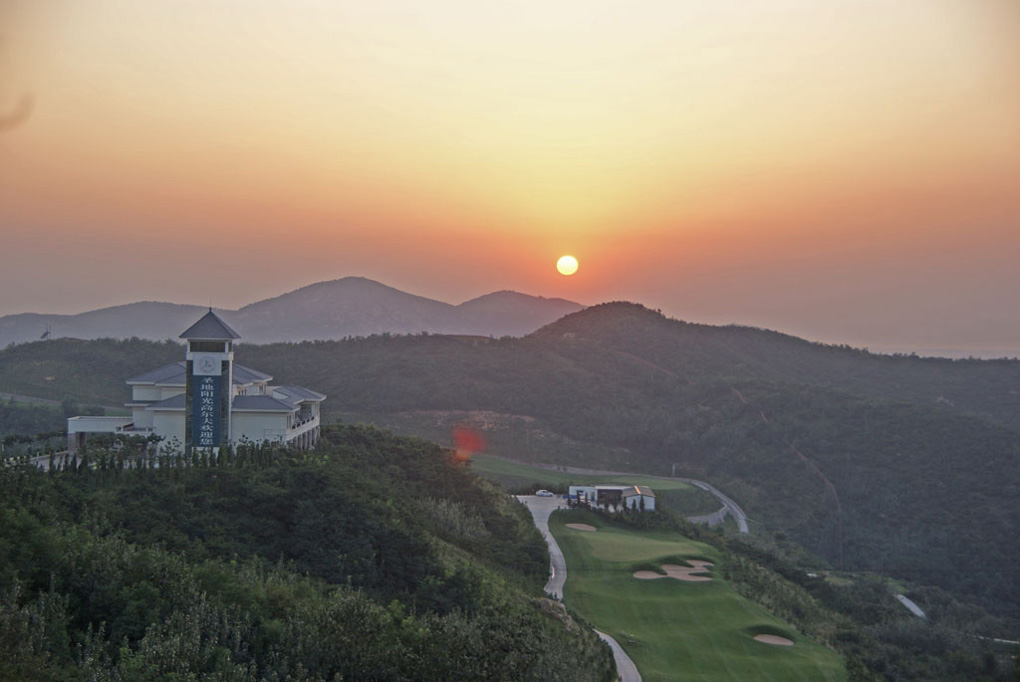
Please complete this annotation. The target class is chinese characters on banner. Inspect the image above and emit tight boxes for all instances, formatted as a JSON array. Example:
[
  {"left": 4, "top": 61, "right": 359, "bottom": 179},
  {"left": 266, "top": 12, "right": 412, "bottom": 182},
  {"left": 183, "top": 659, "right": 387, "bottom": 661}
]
[{"left": 194, "top": 375, "right": 221, "bottom": 448}]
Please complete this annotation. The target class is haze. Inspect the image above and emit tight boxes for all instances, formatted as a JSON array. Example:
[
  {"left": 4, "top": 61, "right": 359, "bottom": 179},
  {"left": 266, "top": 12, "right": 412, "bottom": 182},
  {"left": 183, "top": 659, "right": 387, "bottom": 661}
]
[{"left": 1, "top": 0, "right": 1018, "bottom": 355}]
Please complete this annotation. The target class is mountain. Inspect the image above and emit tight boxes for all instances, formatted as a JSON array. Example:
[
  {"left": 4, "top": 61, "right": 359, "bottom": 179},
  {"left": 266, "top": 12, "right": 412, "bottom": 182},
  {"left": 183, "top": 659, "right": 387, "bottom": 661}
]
[
  {"left": 5, "top": 310, "right": 1016, "bottom": 679},
  {"left": 0, "top": 278, "right": 583, "bottom": 346},
  {"left": 451, "top": 290, "right": 582, "bottom": 337},
  {"left": 0, "top": 302, "right": 213, "bottom": 348},
  {"left": 533, "top": 302, "right": 1020, "bottom": 429},
  {"left": 3, "top": 302, "right": 1018, "bottom": 626},
  {"left": 232, "top": 278, "right": 459, "bottom": 341}
]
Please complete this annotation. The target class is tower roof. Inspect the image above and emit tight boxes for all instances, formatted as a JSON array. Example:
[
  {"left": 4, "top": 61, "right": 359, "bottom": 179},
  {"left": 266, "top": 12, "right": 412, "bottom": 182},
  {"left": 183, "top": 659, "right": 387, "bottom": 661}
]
[{"left": 179, "top": 309, "right": 241, "bottom": 340}]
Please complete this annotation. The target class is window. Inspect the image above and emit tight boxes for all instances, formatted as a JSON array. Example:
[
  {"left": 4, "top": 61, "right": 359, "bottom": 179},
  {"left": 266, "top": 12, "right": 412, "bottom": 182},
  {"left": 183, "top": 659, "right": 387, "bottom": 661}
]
[{"left": 189, "top": 341, "right": 226, "bottom": 353}]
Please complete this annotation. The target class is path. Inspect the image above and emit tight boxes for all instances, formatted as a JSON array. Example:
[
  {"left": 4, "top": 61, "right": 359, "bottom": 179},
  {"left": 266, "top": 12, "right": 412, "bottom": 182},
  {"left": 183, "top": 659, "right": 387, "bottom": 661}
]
[
  {"left": 517, "top": 495, "right": 568, "bottom": 598},
  {"left": 518, "top": 495, "right": 642, "bottom": 682},
  {"left": 895, "top": 594, "right": 927, "bottom": 619},
  {"left": 595, "top": 630, "right": 643, "bottom": 682},
  {"left": 686, "top": 480, "right": 749, "bottom": 533}
]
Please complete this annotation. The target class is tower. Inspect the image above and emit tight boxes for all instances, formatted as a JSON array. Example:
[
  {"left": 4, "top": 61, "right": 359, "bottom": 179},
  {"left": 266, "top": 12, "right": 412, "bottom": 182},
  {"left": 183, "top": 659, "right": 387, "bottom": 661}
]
[{"left": 180, "top": 309, "right": 240, "bottom": 451}]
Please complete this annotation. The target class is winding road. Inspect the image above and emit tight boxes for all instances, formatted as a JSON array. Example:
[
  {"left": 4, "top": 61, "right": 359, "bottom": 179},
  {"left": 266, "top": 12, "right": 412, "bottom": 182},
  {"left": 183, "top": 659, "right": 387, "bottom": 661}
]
[
  {"left": 686, "top": 479, "right": 749, "bottom": 533},
  {"left": 517, "top": 495, "right": 569, "bottom": 598},
  {"left": 517, "top": 495, "right": 642, "bottom": 682}
]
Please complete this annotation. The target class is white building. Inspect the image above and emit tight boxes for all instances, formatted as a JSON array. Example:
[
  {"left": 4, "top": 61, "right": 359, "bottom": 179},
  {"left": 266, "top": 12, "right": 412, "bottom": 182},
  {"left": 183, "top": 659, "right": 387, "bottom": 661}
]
[
  {"left": 567, "top": 484, "right": 656, "bottom": 511},
  {"left": 67, "top": 310, "right": 325, "bottom": 453},
  {"left": 621, "top": 486, "right": 656, "bottom": 511}
]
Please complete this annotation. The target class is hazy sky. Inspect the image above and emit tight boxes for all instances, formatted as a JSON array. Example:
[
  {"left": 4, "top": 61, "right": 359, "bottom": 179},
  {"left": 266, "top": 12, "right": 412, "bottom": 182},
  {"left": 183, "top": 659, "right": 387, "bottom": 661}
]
[{"left": 2, "top": 0, "right": 1018, "bottom": 353}]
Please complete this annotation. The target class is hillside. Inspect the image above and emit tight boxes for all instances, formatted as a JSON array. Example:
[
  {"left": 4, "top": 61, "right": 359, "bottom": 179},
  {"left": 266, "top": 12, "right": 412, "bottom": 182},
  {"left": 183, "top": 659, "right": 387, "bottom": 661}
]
[
  {"left": 533, "top": 303, "right": 1020, "bottom": 430},
  {"left": 0, "top": 425, "right": 615, "bottom": 680},
  {"left": 1, "top": 304, "right": 1018, "bottom": 626}
]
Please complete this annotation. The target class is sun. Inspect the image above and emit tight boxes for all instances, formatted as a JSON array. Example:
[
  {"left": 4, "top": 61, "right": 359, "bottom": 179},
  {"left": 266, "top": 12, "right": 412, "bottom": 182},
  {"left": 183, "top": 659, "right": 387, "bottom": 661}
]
[{"left": 556, "top": 255, "right": 579, "bottom": 276}]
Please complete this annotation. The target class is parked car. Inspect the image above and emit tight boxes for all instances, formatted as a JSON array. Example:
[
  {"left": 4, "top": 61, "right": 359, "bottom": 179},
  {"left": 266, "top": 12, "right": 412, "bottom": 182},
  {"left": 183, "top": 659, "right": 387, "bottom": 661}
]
[{"left": 535, "top": 489, "right": 554, "bottom": 497}]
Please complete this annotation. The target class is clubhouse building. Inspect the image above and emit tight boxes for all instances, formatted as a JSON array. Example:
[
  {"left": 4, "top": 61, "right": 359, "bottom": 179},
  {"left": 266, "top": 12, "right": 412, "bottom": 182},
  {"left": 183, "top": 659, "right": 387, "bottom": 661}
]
[
  {"left": 568, "top": 484, "right": 656, "bottom": 511},
  {"left": 67, "top": 310, "right": 325, "bottom": 453}
]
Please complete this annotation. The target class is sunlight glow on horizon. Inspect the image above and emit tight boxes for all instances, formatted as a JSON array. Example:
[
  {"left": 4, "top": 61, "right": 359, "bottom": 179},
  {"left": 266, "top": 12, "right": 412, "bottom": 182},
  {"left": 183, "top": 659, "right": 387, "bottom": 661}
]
[{"left": 1, "top": 0, "right": 1019, "bottom": 350}]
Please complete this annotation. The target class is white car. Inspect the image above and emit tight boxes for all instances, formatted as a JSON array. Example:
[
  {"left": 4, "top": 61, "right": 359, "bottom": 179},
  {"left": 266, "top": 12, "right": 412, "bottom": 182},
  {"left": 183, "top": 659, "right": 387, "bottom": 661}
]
[{"left": 535, "top": 489, "right": 555, "bottom": 497}]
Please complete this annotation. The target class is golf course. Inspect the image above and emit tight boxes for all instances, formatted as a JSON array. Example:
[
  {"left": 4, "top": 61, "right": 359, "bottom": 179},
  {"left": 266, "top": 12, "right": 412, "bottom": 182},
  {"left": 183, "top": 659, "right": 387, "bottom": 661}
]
[{"left": 549, "top": 510, "right": 847, "bottom": 681}]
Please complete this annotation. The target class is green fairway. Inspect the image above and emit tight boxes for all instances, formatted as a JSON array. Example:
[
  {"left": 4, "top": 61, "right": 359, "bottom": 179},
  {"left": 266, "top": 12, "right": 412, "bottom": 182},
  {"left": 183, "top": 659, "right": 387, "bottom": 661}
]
[
  {"left": 471, "top": 455, "right": 722, "bottom": 516},
  {"left": 550, "top": 510, "right": 847, "bottom": 682}
]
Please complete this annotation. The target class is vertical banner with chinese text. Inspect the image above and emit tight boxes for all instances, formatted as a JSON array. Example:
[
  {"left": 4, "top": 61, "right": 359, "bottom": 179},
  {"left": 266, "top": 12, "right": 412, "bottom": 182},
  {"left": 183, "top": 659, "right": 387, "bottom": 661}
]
[{"left": 192, "top": 354, "right": 223, "bottom": 448}]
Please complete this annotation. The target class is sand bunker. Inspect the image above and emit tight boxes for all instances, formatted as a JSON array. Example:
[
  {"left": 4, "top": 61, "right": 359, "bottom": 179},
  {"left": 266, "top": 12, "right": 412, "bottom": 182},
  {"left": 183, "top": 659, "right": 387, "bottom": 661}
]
[
  {"left": 632, "top": 561, "right": 714, "bottom": 582},
  {"left": 753, "top": 634, "right": 794, "bottom": 646},
  {"left": 566, "top": 523, "right": 597, "bottom": 532}
]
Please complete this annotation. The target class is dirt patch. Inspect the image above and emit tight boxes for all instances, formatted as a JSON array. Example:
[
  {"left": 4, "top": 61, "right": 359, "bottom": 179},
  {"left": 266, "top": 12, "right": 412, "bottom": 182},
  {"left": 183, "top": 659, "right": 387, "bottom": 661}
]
[
  {"left": 633, "top": 561, "right": 714, "bottom": 582},
  {"left": 753, "top": 634, "right": 794, "bottom": 646},
  {"left": 534, "top": 598, "right": 577, "bottom": 633},
  {"left": 566, "top": 523, "right": 597, "bottom": 532}
]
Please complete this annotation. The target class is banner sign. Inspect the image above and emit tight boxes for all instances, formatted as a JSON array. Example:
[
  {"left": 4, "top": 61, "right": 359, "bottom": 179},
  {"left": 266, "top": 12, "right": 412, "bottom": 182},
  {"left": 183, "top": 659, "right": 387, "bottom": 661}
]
[{"left": 193, "top": 374, "right": 222, "bottom": 448}]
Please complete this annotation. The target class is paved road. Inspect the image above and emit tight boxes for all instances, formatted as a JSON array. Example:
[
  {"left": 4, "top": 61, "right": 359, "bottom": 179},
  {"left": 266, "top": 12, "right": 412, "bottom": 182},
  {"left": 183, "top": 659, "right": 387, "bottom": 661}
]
[
  {"left": 518, "top": 495, "right": 642, "bottom": 682},
  {"left": 895, "top": 594, "right": 927, "bottom": 619},
  {"left": 517, "top": 495, "right": 568, "bottom": 598},
  {"left": 687, "top": 479, "right": 749, "bottom": 533},
  {"left": 595, "top": 630, "right": 643, "bottom": 682}
]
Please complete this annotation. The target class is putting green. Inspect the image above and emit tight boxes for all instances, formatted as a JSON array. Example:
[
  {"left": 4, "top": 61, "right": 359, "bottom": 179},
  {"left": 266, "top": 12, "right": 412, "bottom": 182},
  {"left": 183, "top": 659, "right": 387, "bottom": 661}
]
[{"left": 550, "top": 511, "right": 846, "bottom": 682}]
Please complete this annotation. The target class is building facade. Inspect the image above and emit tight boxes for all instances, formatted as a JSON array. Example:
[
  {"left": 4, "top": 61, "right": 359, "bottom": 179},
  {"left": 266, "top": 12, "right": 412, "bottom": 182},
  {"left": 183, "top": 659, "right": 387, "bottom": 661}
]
[
  {"left": 567, "top": 484, "right": 656, "bottom": 511},
  {"left": 67, "top": 310, "right": 326, "bottom": 453}
]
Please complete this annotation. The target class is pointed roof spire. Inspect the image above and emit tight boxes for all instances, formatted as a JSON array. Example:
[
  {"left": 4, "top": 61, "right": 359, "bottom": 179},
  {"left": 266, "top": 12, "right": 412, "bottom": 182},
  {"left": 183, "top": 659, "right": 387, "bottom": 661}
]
[{"left": 179, "top": 309, "right": 241, "bottom": 340}]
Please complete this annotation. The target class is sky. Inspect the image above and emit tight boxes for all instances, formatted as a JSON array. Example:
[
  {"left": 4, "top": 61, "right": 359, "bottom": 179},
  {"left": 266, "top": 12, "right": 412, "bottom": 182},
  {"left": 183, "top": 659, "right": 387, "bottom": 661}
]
[{"left": 1, "top": 0, "right": 1019, "bottom": 355}]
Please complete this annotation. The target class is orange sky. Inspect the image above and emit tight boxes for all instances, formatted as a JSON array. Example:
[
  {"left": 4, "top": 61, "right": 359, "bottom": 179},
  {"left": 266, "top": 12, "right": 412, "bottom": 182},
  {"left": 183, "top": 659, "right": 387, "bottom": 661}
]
[{"left": 2, "top": 0, "right": 1019, "bottom": 353}]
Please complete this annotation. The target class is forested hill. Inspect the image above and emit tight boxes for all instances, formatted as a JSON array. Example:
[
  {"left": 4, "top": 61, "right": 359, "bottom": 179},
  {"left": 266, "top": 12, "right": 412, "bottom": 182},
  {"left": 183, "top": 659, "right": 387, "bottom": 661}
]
[
  {"left": 1, "top": 304, "right": 1018, "bottom": 623},
  {"left": 533, "top": 302, "right": 1020, "bottom": 431},
  {"left": 0, "top": 425, "right": 614, "bottom": 680}
]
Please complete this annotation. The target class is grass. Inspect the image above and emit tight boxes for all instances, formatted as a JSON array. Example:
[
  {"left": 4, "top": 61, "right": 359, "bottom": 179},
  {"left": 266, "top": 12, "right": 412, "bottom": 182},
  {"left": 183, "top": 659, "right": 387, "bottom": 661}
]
[
  {"left": 334, "top": 412, "right": 726, "bottom": 515},
  {"left": 470, "top": 455, "right": 723, "bottom": 516},
  {"left": 332, "top": 408, "right": 634, "bottom": 469},
  {"left": 550, "top": 509, "right": 847, "bottom": 682}
]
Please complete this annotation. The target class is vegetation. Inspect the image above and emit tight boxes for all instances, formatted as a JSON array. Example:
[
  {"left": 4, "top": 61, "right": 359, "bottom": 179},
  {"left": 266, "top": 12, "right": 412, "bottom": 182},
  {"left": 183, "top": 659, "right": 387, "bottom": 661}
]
[
  {"left": 1, "top": 302, "right": 1017, "bottom": 648},
  {"left": 0, "top": 398, "right": 63, "bottom": 437},
  {"left": 0, "top": 425, "right": 615, "bottom": 681},
  {"left": 0, "top": 397, "right": 98, "bottom": 458},
  {"left": 555, "top": 507, "right": 1016, "bottom": 681},
  {"left": 549, "top": 509, "right": 848, "bottom": 681},
  {"left": 0, "top": 338, "right": 181, "bottom": 406}
]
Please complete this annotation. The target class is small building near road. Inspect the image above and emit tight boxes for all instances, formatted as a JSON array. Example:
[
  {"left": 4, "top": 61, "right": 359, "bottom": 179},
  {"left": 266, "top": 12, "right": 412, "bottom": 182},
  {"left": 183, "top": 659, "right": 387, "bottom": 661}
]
[
  {"left": 568, "top": 484, "right": 656, "bottom": 511},
  {"left": 621, "top": 485, "right": 656, "bottom": 511}
]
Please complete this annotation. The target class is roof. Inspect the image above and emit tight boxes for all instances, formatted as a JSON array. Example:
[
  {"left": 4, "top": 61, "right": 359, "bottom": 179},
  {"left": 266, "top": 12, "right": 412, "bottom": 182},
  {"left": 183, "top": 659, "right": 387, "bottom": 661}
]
[
  {"left": 622, "top": 486, "right": 656, "bottom": 498},
  {"left": 127, "top": 362, "right": 187, "bottom": 385},
  {"left": 144, "top": 391, "right": 318, "bottom": 412},
  {"left": 127, "top": 362, "right": 270, "bottom": 387},
  {"left": 273, "top": 385, "right": 326, "bottom": 403},
  {"left": 232, "top": 395, "right": 297, "bottom": 412},
  {"left": 233, "top": 364, "right": 273, "bottom": 384},
  {"left": 179, "top": 309, "right": 241, "bottom": 340},
  {"left": 149, "top": 394, "right": 186, "bottom": 410}
]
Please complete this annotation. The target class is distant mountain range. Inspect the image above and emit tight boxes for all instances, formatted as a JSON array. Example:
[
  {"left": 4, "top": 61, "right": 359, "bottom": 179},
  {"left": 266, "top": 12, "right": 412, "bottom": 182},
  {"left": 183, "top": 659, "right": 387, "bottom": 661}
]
[{"left": 0, "top": 278, "right": 583, "bottom": 346}]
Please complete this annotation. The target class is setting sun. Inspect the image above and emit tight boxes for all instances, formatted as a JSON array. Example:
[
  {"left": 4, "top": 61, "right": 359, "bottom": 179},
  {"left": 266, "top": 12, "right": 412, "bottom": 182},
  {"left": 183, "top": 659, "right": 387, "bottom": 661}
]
[{"left": 556, "top": 255, "right": 579, "bottom": 276}]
